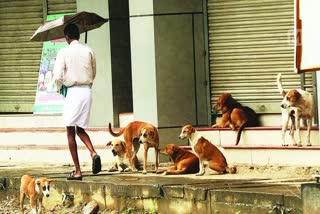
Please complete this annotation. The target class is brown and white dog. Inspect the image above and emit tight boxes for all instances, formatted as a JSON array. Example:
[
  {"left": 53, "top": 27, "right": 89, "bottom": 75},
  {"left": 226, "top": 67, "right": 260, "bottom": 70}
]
[
  {"left": 212, "top": 93, "right": 258, "bottom": 145},
  {"left": 107, "top": 138, "right": 140, "bottom": 172},
  {"left": 108, "top": 121, "right": 159, "bottom": 174},
  {"left": 156, "top": 144, "right": 199, "bottom": 175},
  {"left": 179, "top": 125, "right": 237, "bottom": 176},
  {"left": 277, "top": 73, "right": 314, "bottom": 146},
  {"left": 20, "top": 175, "right": 54, "bottom": 214}
]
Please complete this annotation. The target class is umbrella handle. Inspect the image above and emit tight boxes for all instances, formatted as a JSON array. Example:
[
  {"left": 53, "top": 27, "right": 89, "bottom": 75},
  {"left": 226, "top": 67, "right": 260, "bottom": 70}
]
[{"left": 85, "top": 31, "right": 88, "bottom": 44}]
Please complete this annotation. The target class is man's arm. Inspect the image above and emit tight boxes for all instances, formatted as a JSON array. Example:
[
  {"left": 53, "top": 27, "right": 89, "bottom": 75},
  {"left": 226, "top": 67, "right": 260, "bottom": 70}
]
[
  {"left": 91, "top": 51, "right": 96, "bottom": 80},
  {"left": 52, "top": 51, "right": 65, "bottom": 91}
]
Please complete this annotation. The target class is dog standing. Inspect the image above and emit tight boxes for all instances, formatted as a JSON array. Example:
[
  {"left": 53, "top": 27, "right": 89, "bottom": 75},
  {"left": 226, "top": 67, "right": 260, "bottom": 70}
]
[
  {"left": 157, "top": 144, "right": 199, "bottom": 175},
  {"left": 20, "top": 175, "right": 54, "bottom": 214},
  {"left": 212, "top": 93, "right": 258, "bottom": 145},
  {"left": 277, "top": 73, "right": 314, "bottom": 146},
  {"left": 108, "top": 121, "right": 159, "bottom": 174},
  {"left": 179, "top": 125, "right": 236, "bottom": 176},
  {"left": 107, "top": 138, "right": 140, "bottom": 172}
]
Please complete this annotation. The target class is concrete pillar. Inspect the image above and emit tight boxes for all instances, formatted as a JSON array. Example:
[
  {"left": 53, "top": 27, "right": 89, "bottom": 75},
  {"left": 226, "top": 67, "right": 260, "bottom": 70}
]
[
  {"left": 77, "top": 0, "right": 113, "bottom": 127},
  {"left": 128, "top": 0, "right": 208, "bottom": 133}
]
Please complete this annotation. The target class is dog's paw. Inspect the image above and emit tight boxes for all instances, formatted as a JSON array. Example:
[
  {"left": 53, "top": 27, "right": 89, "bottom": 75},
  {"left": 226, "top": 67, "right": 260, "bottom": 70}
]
[
  {"left": 162, "top": 171, "right": 167, "bottom": 176},
  {"left": 108, "top": 166, "right": 118, "bottom": 172},
  {"left": 196, "top": 171, "right": 205, "bottom": 176},
  {"left": 307, "top": 143, "right": 312, "bottom": 146},
  {"left": 282, "top": 144, "right": 288, "bottom": 147},
  {"left": 211, "top": 124, "right": 218, "bottom": 128},
  {"left": 123, "top": 168, "right": 131, "bottom": 172},
  {"left": 142, "top": 170, "right": 148, "bottom": 174}
]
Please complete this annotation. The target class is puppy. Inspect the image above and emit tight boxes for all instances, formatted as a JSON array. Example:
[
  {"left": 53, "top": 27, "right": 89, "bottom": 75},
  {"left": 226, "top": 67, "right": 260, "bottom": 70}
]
[
  {"left": 179, "top": 125, "right": 237, "bottom": 176},
  {"left": 156, "top": 144, "right": 199, "bottom": 175},
  {"left": 108, "top": 121, "right": 159, "bottom": 174},
  {"left": 277, "top": 73, "right": 314, "bottom": 146},
  {"left": 20, "top": 175, "right": 54, "bottom": 214},
  {"left": 107, "top": 138, "right": 140, "bottom": 172},
  {"left": 212, "top": 93, "right": 258, "bottom": 145}
]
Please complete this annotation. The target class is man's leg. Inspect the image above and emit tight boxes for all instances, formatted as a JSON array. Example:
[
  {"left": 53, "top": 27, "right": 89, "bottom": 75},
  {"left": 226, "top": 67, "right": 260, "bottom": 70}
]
[
  {"left": 67, "top": 126, "right": 82, "bottom": 177},
  {"left": 76, "top": 127, "right": 101, "bottom": 174},
  {"left": 76, "top": 127, "right": 97, "bottom": 158}
]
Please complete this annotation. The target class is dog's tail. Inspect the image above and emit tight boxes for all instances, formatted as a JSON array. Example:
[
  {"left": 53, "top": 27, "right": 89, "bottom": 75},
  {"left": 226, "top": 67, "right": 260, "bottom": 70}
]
[
  {"left": 108, "top": 122, "right": 125, "bottom": 137},
  {"left": 277, "top": 73, "right": 286, "bottom": 97},
  {"left": 226, "top": 165, "right": 237, "bottom": 174},
  {"left": 235, "top": 121, "right": 248, "bottom": 145}
]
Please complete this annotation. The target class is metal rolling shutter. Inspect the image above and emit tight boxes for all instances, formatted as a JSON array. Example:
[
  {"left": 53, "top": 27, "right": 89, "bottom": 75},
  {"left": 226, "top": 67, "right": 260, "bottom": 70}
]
[
  {"left": 0, "top": 0, "right": 43, "bottom": 112},
  {"left": 47, "top": 0, "right": 77, "bottom": 15},
  {"left": 207, "top": 0, "right": 313, "bottom": 113}
]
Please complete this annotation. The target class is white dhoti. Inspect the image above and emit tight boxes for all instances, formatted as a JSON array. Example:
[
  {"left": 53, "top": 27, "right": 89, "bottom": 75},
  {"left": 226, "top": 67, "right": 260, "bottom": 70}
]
[{"left": 63, "top": 86, "right": 92, "bottom": 129}]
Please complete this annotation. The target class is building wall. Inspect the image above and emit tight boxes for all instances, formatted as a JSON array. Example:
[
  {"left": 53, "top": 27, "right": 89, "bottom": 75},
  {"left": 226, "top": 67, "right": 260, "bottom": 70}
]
[
  {"left": 77, "top": 0, "right": 113, "bottom": 127},
  {"left": 129, "top": 0, "right": 208, "bottom": 129}
]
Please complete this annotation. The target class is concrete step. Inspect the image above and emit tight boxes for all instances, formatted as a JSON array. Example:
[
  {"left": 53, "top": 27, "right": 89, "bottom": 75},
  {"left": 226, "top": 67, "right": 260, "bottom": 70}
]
[
  {"left": 0, "top": 114, "right": 319, "bottom": 167},
  {"left": 197, "top": 126, "right": 320, "bottom": 146},
  {"left": 194, "top": 127, "right": 320, "bottom": 167}
]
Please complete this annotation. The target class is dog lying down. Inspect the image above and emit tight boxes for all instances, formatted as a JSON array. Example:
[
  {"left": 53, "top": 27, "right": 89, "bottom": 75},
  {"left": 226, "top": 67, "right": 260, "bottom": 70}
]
[
  {"left": 156, "top": 144, "right": 199, "bottom": 175},
  {"left": 212, "top": 93, "right": 258, "bottom": 145},
  {"left": 107, "top": 138, "right": 140, "bottom": 172}
]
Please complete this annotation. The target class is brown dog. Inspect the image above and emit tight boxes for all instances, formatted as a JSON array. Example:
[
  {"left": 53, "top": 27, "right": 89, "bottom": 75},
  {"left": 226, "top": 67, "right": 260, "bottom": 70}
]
[
  {"left": 156, "top": 144, "right": 199, "bottom": 175},
  {"left": 212, "top": 93, "right": 258, "bottom": 145},
  {"left": 108, "top": 121, "right": 159, "bottom": 174},
  {"left": 179, "top": 125, "right": 236, "bottom": 176},
  {"left": 20, "top": 175, "right": 55, "bottom": 214},
  {"left": 106, "top": 138, "right": 140, "bottom": 172}
]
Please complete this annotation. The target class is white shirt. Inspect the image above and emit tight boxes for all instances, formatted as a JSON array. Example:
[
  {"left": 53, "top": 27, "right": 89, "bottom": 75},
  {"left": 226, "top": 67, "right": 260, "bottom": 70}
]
[{"left": 53, "top": 40, "right": 96, "bottom": 89}]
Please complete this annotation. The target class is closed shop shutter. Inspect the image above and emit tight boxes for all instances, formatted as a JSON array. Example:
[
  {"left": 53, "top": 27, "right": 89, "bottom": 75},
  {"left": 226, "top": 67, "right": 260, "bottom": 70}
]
[
  {"left": 0, "top": 0, "right": 43, "bottom": 112},
  {"left": 207, "top": 0, "right": 313, "bottom": 113},
  {"left": 0, "top": 0, "right": 76, "bottom": 113},
  {"left": 47, "top": 0, "right": 76, "bottom": 15}
]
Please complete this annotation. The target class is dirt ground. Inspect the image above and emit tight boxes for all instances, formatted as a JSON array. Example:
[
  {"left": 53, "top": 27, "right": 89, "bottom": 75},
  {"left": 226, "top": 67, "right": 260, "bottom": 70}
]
[{"left": 0, "top": 194, "right": 145, "bottom": 214}]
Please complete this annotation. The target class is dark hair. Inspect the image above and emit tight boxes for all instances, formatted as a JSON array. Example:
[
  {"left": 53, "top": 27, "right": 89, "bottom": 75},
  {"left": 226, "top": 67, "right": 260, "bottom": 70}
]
[{"left": 64, "top": 24, "right": 80, "bottom": 40}]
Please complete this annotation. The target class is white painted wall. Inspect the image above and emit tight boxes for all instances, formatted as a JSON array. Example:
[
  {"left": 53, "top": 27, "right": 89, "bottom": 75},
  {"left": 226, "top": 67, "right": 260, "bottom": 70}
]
[
  {"left": 77, "top": 0, "right": 114, "bottom": 127},
  {"left": 129, "top": 1, "right": 158, "bottom": 126}
]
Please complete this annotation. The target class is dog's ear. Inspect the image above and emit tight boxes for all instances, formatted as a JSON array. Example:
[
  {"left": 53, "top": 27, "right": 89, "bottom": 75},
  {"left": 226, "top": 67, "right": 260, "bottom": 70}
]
[
  {"left": 106, "top": 141, "right": 112, "bottom": 147},
  {"left": 149, "top": 131, "right": 154, "bottom": 137},
  {"left": 47, "top": 179, "right": 55, "bottom": 183},
  {"left": 121, "top": 140, "right": 126, "bottom": 149},
  {"left": 35, "top": 178, "right": 41, "bottom": 186}
]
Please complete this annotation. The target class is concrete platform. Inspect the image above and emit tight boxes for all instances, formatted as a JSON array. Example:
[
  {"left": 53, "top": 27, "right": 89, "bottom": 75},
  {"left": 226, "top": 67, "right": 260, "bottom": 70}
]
[{"left": 0, "top": 162, "right": 317, "bottom": 213}]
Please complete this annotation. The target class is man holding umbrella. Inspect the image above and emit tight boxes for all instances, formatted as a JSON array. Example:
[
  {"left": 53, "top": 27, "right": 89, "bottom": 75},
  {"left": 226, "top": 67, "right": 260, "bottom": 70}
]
[{"left": 53, "top": 23, "right": 101, "bottom": 180}]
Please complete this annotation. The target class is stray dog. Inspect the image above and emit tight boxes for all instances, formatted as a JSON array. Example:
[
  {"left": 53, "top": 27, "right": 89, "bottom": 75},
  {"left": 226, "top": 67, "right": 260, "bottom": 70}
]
[
  {"left": 212, "top": 93, "right": 258, "bottom": 145},
  {"left": 179, "top": 125, "right": 237, "bottom": 176},
  {"left": 20, "top": 175, "right": 54, "bottom": 214},
  {"left": 108, "top": 121, "right": 159, "bottom": 174},
  {"left": 156, "top": 144, "right": 199, "bottom": 175},
  {"left": 277, "top": 73, "right": 314, "bottom": 146},
  {"left": 106, "top": 138, "right": 140, "bottom": 172}
]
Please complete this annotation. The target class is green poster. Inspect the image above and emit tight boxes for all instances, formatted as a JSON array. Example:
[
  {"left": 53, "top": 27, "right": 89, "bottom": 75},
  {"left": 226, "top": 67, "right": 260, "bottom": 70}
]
[{"left": 33, "top": 14, "right": 70, "bottom": 114}]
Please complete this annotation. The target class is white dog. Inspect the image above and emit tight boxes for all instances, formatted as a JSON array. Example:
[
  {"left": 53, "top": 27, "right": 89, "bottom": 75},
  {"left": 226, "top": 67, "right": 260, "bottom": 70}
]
[{"left": 277, "top": 73, "right": 314, "bottom": 146}]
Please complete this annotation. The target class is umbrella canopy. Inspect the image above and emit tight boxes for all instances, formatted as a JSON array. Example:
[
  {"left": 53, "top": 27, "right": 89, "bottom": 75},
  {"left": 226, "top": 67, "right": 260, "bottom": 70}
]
[{"left": 30, "top": 11, "right": 108, "bottom": 42}]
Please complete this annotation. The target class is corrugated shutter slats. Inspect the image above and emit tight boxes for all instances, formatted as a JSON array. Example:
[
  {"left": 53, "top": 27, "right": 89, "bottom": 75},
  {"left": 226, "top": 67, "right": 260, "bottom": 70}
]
[
  {"left": 47, "top": 0, "right": 77, "bottom": 15},
  {"left": 207, "top": 0, "right": 313, "bottom": 113},
  {"left": 0, "top": 0, "right": 43, "bottom": 112}
]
